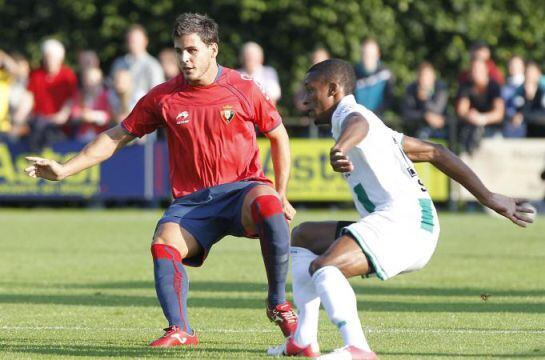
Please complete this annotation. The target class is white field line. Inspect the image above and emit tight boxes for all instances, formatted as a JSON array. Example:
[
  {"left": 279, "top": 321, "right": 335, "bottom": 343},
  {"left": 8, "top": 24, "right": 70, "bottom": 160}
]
[{"left": 0, "top": 326, "right": 544, "bottom": 335}]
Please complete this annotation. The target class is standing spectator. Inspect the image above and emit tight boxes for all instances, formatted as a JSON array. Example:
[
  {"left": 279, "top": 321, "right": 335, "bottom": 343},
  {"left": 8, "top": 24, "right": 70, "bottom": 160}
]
[
  {"left": 27, "top": 39, "right": 78, "bottom": 151},
  {"left": 159, "top": 48, "right": 180, "bottom": 80},
  {"left": 110, "top": 24, "right": 164, "bottom": 107},
  {"left": 72, "top": 67, "right": 112, "bottom": 142},
  {"left": 239, "top": 41, "right": 281, "bottom": 105},
  {"left": 459, "top": 41, "right": 504, "bottom": 86},
  {"left": 456, "top": 59, "right": 505, "bottom": 153},
  {"left": 502, "top": 56, "right": 526, "bottom": 137},
  {"left": 353, "top": 39, "right": 394, "bottom": 115},
  {"left": 513, "top": 61, "right": 545, "bottom": 138},
  {"left": 402, "top": 62, "right": 448, "bottom": 139},
  {"left": 108, "top": 69, "right": 133, "bottom": 124}
]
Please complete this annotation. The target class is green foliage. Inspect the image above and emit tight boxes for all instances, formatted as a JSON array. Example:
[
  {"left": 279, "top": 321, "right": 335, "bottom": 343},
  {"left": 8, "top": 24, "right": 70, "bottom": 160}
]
[{"left": 2, "top": 0, "right": 545, "bottom": 116}]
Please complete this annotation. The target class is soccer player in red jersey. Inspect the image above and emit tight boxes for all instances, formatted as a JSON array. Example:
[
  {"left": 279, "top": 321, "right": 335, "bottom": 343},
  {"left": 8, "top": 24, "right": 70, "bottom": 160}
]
[{"left": 25, "top": 13, "right": 297, "bottom": 347}]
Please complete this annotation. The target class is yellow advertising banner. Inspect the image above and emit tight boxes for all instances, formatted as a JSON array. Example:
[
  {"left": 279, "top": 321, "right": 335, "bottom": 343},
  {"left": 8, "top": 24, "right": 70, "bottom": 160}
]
[{"left": 258, "top": 139, "right": 449, "bottom": 202}]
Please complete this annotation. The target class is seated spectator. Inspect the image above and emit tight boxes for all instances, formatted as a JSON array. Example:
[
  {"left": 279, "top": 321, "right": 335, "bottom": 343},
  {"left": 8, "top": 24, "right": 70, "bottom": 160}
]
[
  {"left": 456, "top": 59, "right": 505, "bottom": 153},
  {"left": 459, "top": 41, "right": 504, "bottom": 86},
  {"left": 0, "top": 50, "right": 32, "bottom": 140},
  {"left": 27, "top": 39, "right": 78, "bottom": 151},
  {"left": 71, "top": 67, "right": 113, "bottom": 142},
  {"left": 159, "top": 48, "right": 180, "bottom": 80},
  {"left": 402, "top": 62, "right": 448, "bottom": 139},
  {"left": 110, "top": 24, "right": 164, "bottom": 107},
  {"left": 76, "top": 49, "right": 100, "bottom": 84},
  {"left": 239, "top": 42, "right": 281, "bottom": 105},
  {"left": 502, "top": 55, "right": 525, "bottom": 137},
  {"left": 108, "top": 69, "right": 133, "bottom": 124},
  {"left": 354, "top": 39, "right": 394, "bottom": 115},
  {"left": 513, "top": 61, "right": 545, "bottom": 138}
]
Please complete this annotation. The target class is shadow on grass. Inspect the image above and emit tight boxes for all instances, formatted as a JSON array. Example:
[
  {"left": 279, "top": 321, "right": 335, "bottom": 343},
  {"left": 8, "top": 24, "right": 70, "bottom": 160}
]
[
  {"left": 2, "top": 280, "right": 545, "bottom": 299},
  {"left": 0, "top": 292, "right": 544, "bottom": 313},
  {"left": 0, "top": 343, "right": 264, "bottom": 358}
]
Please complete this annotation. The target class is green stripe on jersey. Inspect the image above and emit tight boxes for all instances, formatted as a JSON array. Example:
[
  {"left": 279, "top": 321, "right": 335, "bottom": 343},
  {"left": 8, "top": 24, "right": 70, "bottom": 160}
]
[
  {"left": 419, "top": 198, "right": 434, "bottom": 233},
  {"left": 354, "top": 183, "right": 376, "bottom": 213}
]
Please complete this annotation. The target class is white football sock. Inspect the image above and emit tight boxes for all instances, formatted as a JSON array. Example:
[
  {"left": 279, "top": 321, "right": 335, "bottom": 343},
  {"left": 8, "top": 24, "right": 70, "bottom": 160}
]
[
  {"left": 312, "top": 265, "right": 371, "bottom": 351},
  {"left": 290, "top": 246, "right": 320, "bottom": 348}
]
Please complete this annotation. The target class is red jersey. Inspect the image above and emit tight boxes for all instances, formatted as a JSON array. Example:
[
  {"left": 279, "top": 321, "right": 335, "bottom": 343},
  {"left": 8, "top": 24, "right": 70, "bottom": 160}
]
[
  {"left": 27, "top": 65, "right": 78, "bottom": 116},
  {"left": 122, "top": 66, "right": 282, "bottom": 198}
]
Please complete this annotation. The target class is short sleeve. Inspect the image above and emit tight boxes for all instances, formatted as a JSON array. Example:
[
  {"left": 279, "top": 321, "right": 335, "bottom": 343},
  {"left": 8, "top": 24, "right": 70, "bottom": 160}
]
[
  {"left": 250, "top": 80, "right": 282, "bottom": 133},
  {"left": 391, "top": 129, "right": 404, "bottom": 145},
  {"left": 490, "top": 81, "right": 502, "bottom": 99},
  {"left": 121, "top": 93, "right": 162, "bottom": 137},
  {"left": 456, "top": 83, "right": 470, "bottom": 100}
]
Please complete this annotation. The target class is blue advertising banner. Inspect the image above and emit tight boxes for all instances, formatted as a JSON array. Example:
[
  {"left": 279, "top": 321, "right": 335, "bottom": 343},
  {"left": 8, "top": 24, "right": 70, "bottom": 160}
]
[{"left": 0, "top": 141, "right": 156, "bottom": 200}]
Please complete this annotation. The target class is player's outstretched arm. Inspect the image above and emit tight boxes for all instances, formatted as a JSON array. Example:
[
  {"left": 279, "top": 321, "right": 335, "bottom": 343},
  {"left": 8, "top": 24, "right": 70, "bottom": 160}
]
[
  {"left": 265, "top": 123, "right": 296, "bottom": 221},
  {"left": 25, "top": 125, "right": 135, "bottom": 181},
  {"left": 402, "top": 136, "right": 534, "bottom": 227}
]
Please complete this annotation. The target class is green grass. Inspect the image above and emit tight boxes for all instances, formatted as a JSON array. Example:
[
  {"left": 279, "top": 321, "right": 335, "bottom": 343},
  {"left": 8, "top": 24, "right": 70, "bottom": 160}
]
[{"left": 0, "top": 209, "right": 544, "bottom": 359}]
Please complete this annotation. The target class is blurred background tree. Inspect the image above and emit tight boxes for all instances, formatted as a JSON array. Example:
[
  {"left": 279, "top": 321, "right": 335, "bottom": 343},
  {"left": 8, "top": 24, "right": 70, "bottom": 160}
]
[{"left": 2, "top": 0, "right": 544, "bottom": 117}]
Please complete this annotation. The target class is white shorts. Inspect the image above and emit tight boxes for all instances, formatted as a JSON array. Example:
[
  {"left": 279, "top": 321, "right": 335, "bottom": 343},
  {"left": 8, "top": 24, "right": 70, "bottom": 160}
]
[{"left": 343, "top": 206, "right": 440, "bottom": 281}]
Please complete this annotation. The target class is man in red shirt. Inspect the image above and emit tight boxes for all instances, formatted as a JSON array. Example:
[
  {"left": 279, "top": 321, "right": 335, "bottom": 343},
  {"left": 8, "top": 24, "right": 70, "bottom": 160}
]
[
  {"left": 27, "top": 38, "right": 78, "bottom": 151},
  {"left": 25, "top": 13, "right": 297, "bottom": 347}
]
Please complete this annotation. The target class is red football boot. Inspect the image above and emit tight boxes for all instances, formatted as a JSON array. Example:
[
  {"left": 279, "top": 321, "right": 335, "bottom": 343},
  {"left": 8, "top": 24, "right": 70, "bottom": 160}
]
[
  {"left": 267, "top": 336, "right": 320, "bottom": 357},
  {"left": 267, "top": 301, "right": 298, "bottom": 337},
  {"left": 317, "top": 345, "right": 377, "bottom": 360},
  {"left": 149, "top": 325, "right": 198, "bottom": 347}
]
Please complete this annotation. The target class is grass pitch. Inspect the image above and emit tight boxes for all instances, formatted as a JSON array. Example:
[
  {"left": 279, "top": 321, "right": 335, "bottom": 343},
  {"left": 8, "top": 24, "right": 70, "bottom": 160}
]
[{"left": 0, "top": 208, "right": 544, "bottom": 359}]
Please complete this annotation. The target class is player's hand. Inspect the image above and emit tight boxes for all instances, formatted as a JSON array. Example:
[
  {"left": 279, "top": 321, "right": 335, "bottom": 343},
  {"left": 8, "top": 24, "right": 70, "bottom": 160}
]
[
  {"left": 330, "top": 147, "right": 354, "bottom": 173},
  {"left": 281, "top": 196, "right": 296, "bottom": 223},
  {"left": 24, "top": 157, "right": 66, "bottom": 181},
  {"left": 484, "top": 193, "right": 534, "bottom": 227}
]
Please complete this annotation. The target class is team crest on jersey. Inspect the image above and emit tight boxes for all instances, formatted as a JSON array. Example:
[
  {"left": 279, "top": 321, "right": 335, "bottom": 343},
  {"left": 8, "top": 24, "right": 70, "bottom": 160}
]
[{"left": 221, "top": 105, "right": 236, "bottom": 124}]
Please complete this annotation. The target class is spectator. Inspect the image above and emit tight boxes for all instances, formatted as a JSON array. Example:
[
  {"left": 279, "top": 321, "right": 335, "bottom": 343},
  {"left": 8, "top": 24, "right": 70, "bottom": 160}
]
[
  {"left": 159, "top": 48, "right": 180, "bottom": 80},
  {"left": 513, "top": 61, "right": 545, "bottom": 138},
  {"left": 502, "top": 55, "right": 526, "bottom": 137},
  {"left": 27, "top": 39, "right": 78, "bottom": 151},
  {"left": 108, "top": 69, "right": 133, "bottom": 124},
  {"left": 0, "top": 50, "right": 32, "bottom": 140},
  {"left": 110, "top": 24, "right": 164, "bottom": 107},
  {"left": 310, "top": 47, "right": 330, "bottom": 66},
  {"left": 354, "top": 39, "right": 394, "bottom": 115},
  {"left": 459, "top": 41, "right": 504, "bottom": 85},
  {"left": 72, "top": 67, "right": 113, "bottom": 142},
  {"left": 402, "top": 62, "right": 448, "bottom": 139},
  {"left": 239, "top": 41, "right": 281, "bottom": 105},
  {"left": 456, "top": 59, "right": 505, "bottom": 153},
  {"left": 76, "top": 49, "right": 100, "bottom": 83}
]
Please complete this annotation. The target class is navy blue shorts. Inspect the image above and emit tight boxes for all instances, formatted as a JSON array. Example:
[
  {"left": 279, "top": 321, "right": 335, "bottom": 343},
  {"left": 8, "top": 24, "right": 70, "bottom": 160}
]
[{"left": 156, "top": 181, "right": 265, "bottom": 267}]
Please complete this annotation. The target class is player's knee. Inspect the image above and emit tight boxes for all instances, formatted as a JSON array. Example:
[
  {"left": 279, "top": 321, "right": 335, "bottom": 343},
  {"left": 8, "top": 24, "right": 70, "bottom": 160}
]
[
  {"left": 250, "top": 194, "right": 283, "bottom": 221},
  {"left": 152, "top": 232, "right": 189, "bottom": 259},
  {"left": 309, "top": 256, "right": 331, "bottom": 276},
  {"left": 291, "top": 223, "right": 312, "bottom": 248}
]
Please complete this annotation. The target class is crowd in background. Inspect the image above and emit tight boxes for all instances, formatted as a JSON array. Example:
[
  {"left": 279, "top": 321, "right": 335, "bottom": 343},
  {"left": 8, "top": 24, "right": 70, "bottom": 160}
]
[{"left": 1, "top": 24, "right": 545, "bottom": 154}]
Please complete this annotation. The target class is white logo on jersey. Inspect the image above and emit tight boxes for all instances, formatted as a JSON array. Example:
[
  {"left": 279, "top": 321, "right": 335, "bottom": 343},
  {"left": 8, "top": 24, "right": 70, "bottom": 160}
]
[{"left": 175, "top": 111, "right": 190, "bottom": 125}]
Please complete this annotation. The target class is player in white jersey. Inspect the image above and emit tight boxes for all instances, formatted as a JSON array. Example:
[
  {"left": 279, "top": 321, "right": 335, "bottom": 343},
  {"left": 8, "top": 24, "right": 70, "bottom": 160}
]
[{"left": 268, "top": 59, "right": 533, "bottom": 359}]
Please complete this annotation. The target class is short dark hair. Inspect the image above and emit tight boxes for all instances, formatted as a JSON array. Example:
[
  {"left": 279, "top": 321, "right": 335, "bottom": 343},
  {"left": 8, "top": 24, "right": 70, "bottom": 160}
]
[
  {"left": 307, "top": 58, "right": 356, "bottom": 94},
  {"left": 172, "top": 13, "right": 219, "bottom": 45}
]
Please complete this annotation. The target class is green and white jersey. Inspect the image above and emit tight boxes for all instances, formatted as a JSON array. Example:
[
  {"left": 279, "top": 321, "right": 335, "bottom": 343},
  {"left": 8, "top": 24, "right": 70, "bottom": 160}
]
[{"left": 331, "top": 95, "right": 433, "bottom": 222}]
